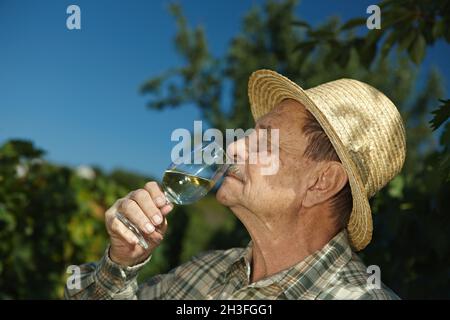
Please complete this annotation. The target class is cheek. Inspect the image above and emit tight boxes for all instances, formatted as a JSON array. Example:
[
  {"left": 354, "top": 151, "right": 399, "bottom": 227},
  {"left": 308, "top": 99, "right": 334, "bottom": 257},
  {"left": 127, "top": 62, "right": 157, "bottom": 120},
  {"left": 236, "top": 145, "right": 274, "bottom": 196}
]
[
  {"left": 264, "top": 168, "right": 305, "bottom": 204},
  {"left": 245, "top": 174, "right": 279, "bottom": 203}
]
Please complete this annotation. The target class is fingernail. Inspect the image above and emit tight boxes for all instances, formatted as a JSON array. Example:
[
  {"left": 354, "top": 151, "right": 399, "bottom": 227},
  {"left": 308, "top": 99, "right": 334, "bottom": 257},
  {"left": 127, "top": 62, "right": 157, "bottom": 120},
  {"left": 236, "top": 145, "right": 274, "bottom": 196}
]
[
  {"left": 162, "top": 203, "right": 173, "bottom": 213},
  {"left": 145, "top": 223, "right": 155, "bottom": 233},
  {"left": 153, "top": 214, "right": 162, "bottom": 225},
  {"left": 155, "top": 197, "right": 165, "bottom": 206}
]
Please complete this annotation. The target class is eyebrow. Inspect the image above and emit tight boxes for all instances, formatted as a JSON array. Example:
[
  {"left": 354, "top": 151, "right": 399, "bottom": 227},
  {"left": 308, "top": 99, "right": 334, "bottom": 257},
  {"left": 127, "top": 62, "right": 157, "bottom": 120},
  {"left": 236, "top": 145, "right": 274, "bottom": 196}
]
[{"left": 256, "top": 122, "right": 272, "bottom": 130}]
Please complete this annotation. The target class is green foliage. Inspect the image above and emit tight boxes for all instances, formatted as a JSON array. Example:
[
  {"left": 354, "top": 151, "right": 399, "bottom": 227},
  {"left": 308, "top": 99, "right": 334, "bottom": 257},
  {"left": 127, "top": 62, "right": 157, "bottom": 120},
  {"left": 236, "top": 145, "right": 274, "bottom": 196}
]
[
  {"left": 429, "top": 99, "right": 450, "bottom": 182},
  {"left": 430, "top": 99, "right": 450, "bottom": 131},
  {"left": 0, "top": 141, "right": 136, "bottom": 298},
  {"left": 0, "top": 140, "right": 80, "bottom": 298},
  {"left": 318, "top": 0, "right": 450, "bottom": 66}
]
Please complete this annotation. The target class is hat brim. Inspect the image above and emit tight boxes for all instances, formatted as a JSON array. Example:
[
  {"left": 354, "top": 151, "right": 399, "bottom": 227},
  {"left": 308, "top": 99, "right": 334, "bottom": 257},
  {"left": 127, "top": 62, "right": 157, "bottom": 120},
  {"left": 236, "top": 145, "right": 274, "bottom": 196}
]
[{"left": 248, "top": 70, "right": 372, "bottom": 251}]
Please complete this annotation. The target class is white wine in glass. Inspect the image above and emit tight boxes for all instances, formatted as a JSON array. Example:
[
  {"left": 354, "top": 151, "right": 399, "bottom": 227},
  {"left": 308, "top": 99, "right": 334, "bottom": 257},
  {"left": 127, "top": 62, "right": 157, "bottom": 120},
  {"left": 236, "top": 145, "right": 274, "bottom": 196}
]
[{"left": 116, "top": 142, "right": 234, "bottom": 249}]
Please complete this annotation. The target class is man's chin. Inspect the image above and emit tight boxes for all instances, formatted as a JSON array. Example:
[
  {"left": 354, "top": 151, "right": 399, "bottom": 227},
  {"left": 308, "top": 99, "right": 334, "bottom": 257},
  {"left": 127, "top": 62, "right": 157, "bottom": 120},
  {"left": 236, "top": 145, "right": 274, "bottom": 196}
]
[{"left": 216, "top": 179, "right": 240, "bottom": 206}]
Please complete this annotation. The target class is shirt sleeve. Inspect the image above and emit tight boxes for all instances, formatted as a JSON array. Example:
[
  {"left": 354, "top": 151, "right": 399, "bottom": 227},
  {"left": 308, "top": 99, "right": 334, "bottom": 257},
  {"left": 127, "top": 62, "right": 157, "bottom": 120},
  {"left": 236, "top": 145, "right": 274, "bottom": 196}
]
[{"left": 64, "top": 246, "right": 175, "bottom": 300}]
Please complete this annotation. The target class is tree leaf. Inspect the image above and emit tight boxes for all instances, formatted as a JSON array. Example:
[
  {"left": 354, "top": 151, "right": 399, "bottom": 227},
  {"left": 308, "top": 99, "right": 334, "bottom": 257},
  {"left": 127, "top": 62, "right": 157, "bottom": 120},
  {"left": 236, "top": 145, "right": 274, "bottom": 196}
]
[
  {"left": 294, "top": 40, "right": 316, "bottom": 53},
  {"left": 397, "top": 29, "right": 416, "bottom": 51},
  {"left": 292, "top": 20, "right": 310, "bottom": 29},
  {"left": 381, "top": 30, "right": 399, "bottom": 59},
  {"left": 430, "top": 99, "right": 450, "bottom": 131},
  {"left": 408, "top": 33, "right": 426, "bottom": 64},
  {"left": 432, "top": 20, "right": 444, "bottom": 39},
  {"left": 340, "top": 18, "right": 366, "bottom": 30},
  {"left": 440, "top": 121, "right": 450, "bottom": 147},
  {"left": 307, "top": 28, "right": 335, "bottom": 40}
]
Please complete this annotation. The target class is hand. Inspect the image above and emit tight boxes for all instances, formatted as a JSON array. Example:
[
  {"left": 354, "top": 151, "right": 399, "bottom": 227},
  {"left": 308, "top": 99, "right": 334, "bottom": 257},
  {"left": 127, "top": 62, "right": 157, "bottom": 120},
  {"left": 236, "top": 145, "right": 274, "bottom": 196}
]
[{"left": 105, "top": 181, "right": 174, "bottom": 267}]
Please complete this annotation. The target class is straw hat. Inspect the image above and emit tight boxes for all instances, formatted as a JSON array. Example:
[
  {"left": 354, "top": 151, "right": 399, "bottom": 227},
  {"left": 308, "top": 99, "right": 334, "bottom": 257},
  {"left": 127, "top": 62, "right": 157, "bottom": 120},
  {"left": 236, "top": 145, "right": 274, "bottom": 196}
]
[{"left": 248, "top": 70, "right": 406, "bottom": 251}]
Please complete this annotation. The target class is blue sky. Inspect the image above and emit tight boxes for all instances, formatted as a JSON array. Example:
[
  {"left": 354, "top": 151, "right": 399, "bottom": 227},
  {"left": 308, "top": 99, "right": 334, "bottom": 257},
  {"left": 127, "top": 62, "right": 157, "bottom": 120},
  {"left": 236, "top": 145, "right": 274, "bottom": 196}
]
[{"left": 1, "top": 0, "right": 448, "bottom": 180}]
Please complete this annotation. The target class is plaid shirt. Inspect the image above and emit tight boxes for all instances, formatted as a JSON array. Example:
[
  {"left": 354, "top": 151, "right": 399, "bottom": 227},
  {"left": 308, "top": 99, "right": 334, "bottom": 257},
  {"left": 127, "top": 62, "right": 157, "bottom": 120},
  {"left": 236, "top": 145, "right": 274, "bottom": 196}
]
[{"left": 65, "top": 230, "right": 399, "bottom": 300}]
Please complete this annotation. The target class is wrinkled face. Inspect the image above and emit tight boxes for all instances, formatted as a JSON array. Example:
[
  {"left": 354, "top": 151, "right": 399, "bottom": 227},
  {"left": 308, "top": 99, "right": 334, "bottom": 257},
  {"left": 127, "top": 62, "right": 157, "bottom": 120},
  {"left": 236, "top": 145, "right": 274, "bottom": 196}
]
[{"left": 216, "top": 99, "right": 316, "bottom": 217}]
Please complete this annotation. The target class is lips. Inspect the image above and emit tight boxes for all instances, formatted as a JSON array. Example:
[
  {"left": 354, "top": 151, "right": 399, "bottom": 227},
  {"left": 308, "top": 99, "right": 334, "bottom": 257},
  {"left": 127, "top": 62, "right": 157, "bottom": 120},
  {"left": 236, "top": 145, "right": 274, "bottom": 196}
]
[
  {"left": 226, "top": 173, "right": 241, "bottom": 181},
  {"left": 226, "top": 165, "right": 244, "bottom": 181}
]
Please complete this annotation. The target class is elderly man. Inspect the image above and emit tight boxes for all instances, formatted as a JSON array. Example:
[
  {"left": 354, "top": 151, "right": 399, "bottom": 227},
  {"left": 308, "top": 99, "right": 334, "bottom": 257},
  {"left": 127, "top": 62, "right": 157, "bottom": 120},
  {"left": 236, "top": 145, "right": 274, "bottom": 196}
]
[{"left": 65, "top": 70, "right": 405, "bottom": 300}]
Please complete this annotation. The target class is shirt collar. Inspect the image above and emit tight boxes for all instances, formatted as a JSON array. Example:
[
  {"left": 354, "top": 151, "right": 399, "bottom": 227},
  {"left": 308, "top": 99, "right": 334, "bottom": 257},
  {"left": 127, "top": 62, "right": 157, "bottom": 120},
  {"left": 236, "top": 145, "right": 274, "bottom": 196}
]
[
  {"left": 224, "top": 230, "right": 353, "bottom": 299},
  {"left": 280, "top": 230, "right": 353, "bottom": 299},
  {"left": 221, "top": 240, "right": 253, "bottom": 284}
]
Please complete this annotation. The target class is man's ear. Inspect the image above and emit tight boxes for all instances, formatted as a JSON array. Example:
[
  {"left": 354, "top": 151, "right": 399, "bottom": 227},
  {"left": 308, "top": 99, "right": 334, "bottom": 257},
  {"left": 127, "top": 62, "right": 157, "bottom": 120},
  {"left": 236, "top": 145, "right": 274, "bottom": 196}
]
[{"left": 303, "top": 162, "right": 348, "bottom": 208}]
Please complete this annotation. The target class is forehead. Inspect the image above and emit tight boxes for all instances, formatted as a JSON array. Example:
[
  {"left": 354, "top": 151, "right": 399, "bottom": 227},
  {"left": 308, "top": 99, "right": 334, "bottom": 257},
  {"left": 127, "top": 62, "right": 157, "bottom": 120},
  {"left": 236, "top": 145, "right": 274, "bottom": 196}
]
[
  {"left": 255, "top": 99, "right": 309, "bottom": 158},
  {"left": 256, "top": 99, "right": 308, "bottom": 130}
]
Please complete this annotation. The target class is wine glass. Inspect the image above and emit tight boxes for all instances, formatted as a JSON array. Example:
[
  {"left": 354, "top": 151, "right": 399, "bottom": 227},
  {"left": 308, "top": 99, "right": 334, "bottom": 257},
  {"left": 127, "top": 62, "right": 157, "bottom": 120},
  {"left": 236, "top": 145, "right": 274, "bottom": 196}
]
[{"left": 115, "top": 141, "right": 235, "bottom": 249}]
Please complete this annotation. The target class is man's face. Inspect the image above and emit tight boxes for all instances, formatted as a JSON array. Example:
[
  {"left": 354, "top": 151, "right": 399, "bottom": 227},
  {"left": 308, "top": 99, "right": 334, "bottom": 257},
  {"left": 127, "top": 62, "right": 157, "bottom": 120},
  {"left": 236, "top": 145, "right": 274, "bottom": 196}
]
[{"left": 216, "top": 99, "right": 316, "bottom": 218}]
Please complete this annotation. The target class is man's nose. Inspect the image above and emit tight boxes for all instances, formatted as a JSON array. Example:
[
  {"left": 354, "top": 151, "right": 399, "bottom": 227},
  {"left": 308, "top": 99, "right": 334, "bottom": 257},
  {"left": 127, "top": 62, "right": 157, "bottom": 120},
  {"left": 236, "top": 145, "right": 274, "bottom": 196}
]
[{"left": 226, "top": 136, "right": 248, "bottom": 164}]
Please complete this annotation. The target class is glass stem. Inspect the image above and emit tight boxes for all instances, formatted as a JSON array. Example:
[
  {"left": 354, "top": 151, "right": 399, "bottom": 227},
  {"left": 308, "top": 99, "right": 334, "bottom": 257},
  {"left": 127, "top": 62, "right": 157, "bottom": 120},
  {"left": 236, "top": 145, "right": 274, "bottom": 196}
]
[{"left": 115, "top": 212, "right": 149, "bottom": 250}]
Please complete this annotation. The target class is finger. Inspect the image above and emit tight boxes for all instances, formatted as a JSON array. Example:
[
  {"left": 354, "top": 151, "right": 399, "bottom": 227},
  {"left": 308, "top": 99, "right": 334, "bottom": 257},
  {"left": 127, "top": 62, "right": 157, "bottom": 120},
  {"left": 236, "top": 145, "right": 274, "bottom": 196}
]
[
  {"left": 145, "top": 228, "right": 164, "bottom": 245},
  {"left": 143, "top": 217, "right": 167, "bottom": 245},
  {"left": 160, "top": 203, "right": 174, "bottom": 216},
  {"left": 110, "top": 217, "right": 140, "bottom": 246},
  {"left": 129, "top": 188, "right": 164, "bottom": 226},
  {"left": 119, "top": 198, "right": 155, "bottom": 235},
  {"left": 156, "top": 217, "right": 168, "bottom": 234},
  {"left": 144, "top": 181, "right": 168, "bottom": 208}
]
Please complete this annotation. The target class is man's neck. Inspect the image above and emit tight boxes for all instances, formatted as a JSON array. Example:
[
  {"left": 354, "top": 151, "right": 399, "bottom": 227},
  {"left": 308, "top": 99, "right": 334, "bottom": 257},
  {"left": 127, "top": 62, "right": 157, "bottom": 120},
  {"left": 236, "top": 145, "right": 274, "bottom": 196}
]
[{"left": 231, "top": 206, "right": 338, "bottom": 283}]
